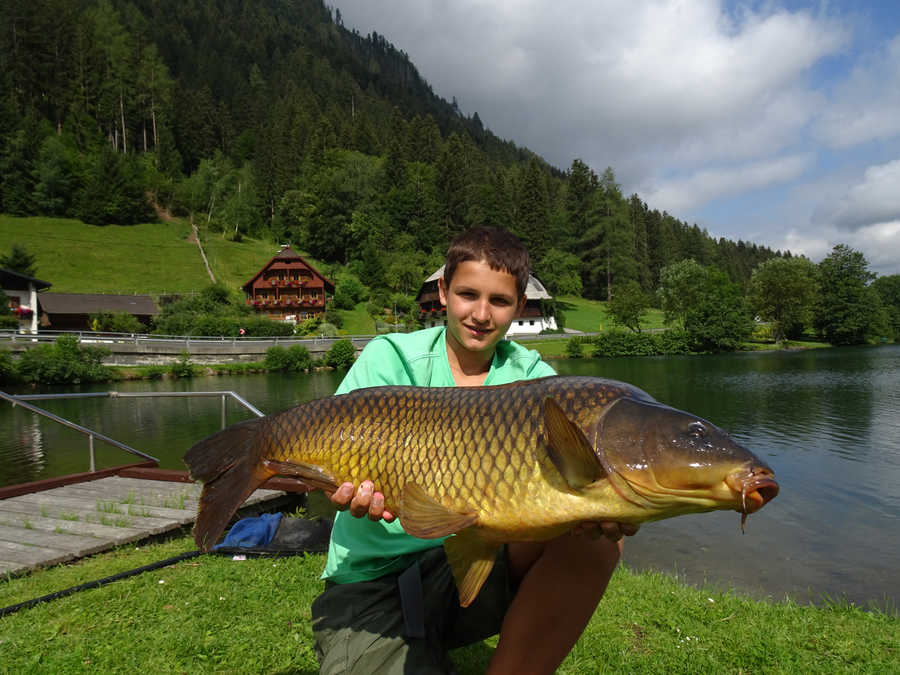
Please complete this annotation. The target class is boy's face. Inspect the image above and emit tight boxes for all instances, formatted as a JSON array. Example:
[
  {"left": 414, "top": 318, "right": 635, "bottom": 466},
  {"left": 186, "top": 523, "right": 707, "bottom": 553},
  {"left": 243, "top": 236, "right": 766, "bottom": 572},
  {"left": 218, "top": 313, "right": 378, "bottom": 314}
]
[{"left": 438, "top": 259, "right": 526, "bottom": 359}]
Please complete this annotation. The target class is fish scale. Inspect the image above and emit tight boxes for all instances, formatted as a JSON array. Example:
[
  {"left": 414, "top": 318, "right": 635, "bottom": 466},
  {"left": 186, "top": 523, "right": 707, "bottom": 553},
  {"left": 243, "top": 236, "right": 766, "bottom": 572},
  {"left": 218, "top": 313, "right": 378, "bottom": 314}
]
[
  {"left": 185, "top": 375, "right": 778, "bottom": 606},
  {"left": 248, "top": 377, "right": 638, "bottom": 520}
]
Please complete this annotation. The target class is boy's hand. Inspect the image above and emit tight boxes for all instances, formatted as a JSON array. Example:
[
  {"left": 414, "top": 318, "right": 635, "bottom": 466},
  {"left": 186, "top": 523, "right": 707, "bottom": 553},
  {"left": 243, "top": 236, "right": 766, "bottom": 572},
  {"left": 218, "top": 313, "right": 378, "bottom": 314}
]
[
  {"left": 573, "top": 521, "right": 639, "bottom": 541},
  {"left": 328, "top": 480, "right": 396, "bottom": 522}
]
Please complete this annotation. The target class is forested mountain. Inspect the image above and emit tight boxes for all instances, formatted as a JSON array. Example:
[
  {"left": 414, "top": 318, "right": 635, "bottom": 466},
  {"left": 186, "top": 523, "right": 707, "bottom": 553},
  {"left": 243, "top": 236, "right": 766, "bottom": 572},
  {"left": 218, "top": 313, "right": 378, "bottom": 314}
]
[{"left": 1, "top": 0, "right": 786, "bottom": 300}]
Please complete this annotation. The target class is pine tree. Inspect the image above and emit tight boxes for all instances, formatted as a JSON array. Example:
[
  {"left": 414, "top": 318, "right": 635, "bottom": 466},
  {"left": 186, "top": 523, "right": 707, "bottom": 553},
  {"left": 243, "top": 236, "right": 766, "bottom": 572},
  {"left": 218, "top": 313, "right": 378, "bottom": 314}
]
[{"left": 0, "top": 243, "right": 38, "bottom": 277}]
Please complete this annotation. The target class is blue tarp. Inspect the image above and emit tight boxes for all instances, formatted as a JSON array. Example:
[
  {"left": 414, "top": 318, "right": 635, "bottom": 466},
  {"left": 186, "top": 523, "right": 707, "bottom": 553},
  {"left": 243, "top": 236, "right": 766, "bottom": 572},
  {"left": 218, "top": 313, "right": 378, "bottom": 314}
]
[{"left": 213, "top": 512, "right": 283, "bottom": 549}]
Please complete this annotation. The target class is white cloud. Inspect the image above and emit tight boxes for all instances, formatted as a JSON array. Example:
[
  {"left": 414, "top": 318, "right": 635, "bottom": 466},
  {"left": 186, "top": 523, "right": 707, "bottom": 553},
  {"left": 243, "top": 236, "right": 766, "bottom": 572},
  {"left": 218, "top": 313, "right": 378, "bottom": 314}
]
[
  {"left": 815, "top": 35, "right": 900, "bottom": 148},
  {"left": 333, "top": 1, "right": 846, "bottom": 178},
  {"left": 330, "top": 1, "right": 900, "bottom": 274},
  {"left": 642, "top": 154, "right": 813, "bottom": 213},
  {"left": 820, "top": 159, "right": 900, "bottom": 230},
  {"left": 776, "top": 221, "right": 900, "bottom": 276}
]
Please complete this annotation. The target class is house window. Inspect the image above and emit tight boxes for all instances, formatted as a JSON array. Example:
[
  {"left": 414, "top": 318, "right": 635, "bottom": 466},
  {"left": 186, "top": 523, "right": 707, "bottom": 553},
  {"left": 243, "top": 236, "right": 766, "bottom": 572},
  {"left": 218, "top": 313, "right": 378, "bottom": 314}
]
[
  {"left": 529, "top": 320, "right": 535, "bottom": 326},
  {"left": 517, "top": 321, "right": 523, "bottom": 326}
]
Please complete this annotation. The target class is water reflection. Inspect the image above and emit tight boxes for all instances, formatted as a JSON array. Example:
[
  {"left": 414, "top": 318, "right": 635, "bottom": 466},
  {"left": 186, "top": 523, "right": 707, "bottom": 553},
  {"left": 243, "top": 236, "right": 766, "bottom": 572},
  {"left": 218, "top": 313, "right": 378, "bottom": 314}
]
[{"left": 1, "top": 347, "right": 898, "bottom": 610}]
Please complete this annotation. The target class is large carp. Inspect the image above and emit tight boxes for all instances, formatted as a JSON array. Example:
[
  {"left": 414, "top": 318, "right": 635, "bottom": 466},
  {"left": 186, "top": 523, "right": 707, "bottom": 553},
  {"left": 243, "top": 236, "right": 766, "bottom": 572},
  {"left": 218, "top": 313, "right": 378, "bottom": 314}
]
[{"left": 184, "top": 375, "right": 777, "bottom": 606}]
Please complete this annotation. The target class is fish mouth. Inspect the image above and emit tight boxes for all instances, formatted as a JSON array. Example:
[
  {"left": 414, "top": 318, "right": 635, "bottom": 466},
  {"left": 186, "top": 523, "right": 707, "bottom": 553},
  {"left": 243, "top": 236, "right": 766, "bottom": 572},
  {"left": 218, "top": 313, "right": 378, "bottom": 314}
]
[{"left": 728, "top": 468, "right": 779, "bottom": 531}]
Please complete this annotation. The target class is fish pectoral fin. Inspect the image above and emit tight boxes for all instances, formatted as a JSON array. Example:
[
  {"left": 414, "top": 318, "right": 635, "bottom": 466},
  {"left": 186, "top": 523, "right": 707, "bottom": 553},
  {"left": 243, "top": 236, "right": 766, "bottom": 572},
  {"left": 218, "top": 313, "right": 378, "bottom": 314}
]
[
  {"left": 443, "top": 529, "right": 502, "bottom": 607},
  {"left": 400, "top": 482, "right": 478, "bottom": 539},
  {"left": 543, "top": 397, "right": 607, "bottom": 490},
  {"left": 262, "top": 459, "right": 339, "bottom": 492}
]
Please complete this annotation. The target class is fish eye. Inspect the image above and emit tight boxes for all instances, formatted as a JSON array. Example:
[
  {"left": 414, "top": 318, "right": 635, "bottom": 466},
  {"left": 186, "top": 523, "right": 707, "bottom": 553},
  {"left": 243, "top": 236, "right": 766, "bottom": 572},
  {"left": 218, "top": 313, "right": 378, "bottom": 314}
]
[{"left": 688, "top": 421, "right": 707, "bottom": 438}]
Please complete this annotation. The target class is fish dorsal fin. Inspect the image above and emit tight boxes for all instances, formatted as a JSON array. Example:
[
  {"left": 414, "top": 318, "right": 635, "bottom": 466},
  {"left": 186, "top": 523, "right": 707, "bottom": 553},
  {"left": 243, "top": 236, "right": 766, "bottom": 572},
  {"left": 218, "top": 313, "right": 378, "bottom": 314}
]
[
  {"left": 400, "top": 483, "right": 478, "bottom": 539},
  {"left": 443, "top": 529, "right": 502, "bottom": 607},
  {"left": 262, "top": 459, "right": 339, "bottom": 492},
  {"left": 543, "top": 397, "right": 607, "bottom": 490}
]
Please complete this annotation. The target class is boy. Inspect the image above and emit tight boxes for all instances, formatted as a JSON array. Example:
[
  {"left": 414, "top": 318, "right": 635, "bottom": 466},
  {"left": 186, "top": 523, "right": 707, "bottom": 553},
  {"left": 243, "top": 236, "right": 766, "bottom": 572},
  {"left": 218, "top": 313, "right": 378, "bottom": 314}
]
[{"left": 312, "top": 227, "right": 634, "bottom": 674}]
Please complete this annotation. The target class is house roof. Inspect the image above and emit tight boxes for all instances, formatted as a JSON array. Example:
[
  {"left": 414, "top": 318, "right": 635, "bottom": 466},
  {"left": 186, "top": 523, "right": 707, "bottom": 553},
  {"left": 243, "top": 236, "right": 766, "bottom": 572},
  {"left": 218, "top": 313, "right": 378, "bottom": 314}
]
[
  {"left": 0, "top": 268, "right": 52, "bottom": 291},
  {"left": 416, "top": 265, "right": 553, "bottom": 301},
  {"left": 241, "top": 246, "right": 334, "bottom": 293},
  {"left": 38, "top": 293, "right": 159, "bottom": 316}
]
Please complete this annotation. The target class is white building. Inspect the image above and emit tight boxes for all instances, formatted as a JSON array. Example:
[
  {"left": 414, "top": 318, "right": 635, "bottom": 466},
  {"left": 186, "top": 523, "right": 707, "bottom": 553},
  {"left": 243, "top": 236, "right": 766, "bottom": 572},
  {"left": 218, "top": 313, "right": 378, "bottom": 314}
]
[
  {"left": 414, "top": 265, "right": 558, "bottom": 336},
  {"left": 1, "top": 268, "right": 51, "bottom": 334}
]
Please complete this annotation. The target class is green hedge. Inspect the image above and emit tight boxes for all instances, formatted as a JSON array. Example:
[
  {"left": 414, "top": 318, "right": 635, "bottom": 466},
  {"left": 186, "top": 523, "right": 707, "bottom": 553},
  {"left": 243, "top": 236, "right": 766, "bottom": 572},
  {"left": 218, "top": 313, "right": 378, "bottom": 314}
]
[
  {"left": 576, "top": 330, "right": 694, "bottom": 357},
  {"left": 264, "top": 345, "right": 314, "bottom": 372},
  {"left": 323, "top": 339, "right": 356, "bottom": 369},
  {"left": 13, "top": 335, "right": 113, "bottom": 384}
]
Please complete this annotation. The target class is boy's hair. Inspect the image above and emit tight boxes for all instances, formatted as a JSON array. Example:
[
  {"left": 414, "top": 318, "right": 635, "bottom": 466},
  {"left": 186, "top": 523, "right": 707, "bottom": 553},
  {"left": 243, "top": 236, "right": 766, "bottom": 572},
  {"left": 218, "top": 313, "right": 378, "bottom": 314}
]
[{"left": 444, "top": 227, "right": 530, "bottom": 296}]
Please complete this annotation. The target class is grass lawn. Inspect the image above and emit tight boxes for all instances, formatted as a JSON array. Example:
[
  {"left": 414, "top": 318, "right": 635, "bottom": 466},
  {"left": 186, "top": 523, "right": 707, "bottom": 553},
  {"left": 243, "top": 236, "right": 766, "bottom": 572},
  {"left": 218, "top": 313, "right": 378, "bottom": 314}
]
[
  {"left": 557, "top": 295, "right": 666, "bottom": 333},
  {"left": 199, "top": 227, "right": 285, "bottom": 292},
  {"left": 0, "top": 529, "right": 895, "bottom": 673},
  {"left": 1, "top": 215, "right": 211, "bottom": 294},
  {"left": 335, "top": 301, "right": 376, "bottom": 335},
  {"left": 518, "top": 337, "right": 570, "bottom": 358},
  {"left": 0, "top": 215, "right": 337, "bottom": 302}
]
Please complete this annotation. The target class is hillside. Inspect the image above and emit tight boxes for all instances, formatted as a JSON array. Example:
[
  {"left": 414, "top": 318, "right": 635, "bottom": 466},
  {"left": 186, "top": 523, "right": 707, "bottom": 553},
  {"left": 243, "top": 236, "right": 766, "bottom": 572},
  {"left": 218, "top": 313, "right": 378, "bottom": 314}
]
[
  {"left": 2, "top": 0, "right": 786, "bottom": 305},
  {"left": 0, "top": 215, "right": 280, "bottom": 295}
]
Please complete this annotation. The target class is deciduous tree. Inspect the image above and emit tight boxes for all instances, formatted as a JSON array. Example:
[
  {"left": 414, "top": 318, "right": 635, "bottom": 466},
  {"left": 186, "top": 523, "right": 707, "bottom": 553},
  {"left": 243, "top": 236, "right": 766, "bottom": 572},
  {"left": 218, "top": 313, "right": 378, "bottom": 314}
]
[
  {"left": 749, "top": 256, "right": 818, "bottom": 341},
  {"left": 608, "top": 280, "right": 650, "bottom": 333},
  {"left": 814, "top": 244, "right": 880, "bottom": 345}
]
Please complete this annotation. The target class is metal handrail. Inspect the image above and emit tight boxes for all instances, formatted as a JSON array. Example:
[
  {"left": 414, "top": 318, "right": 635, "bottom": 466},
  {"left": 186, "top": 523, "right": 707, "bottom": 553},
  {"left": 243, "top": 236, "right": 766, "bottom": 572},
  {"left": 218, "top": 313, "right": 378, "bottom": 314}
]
[
  {"left": 0, "top": 390, "right": 266, "bottom": 473},
  {"left": 0, "top": 328, "right": 379, "bottom": 343}
]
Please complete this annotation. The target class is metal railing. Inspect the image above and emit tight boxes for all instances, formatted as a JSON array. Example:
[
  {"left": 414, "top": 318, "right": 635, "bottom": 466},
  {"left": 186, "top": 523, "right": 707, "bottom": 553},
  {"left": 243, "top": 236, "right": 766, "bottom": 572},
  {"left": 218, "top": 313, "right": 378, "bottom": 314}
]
[
  {"left": 0, "top": 390, "right": 265, "bottom": 473},
  {"left": 0, "top": 329, "right": 376, "bottom": 346}
]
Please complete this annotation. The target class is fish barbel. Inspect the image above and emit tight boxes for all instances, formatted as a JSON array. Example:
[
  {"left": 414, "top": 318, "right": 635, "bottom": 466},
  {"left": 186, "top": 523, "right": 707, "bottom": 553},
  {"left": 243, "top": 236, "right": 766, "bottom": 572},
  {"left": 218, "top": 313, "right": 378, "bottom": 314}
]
[{"left": 184, "top": 375, "right": 778, "bottom": 606}]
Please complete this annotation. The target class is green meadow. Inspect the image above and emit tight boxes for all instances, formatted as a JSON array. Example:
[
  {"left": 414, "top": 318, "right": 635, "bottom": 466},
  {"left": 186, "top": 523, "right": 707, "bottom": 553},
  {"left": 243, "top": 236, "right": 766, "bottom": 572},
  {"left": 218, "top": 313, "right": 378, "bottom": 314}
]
[{"left": 0, "top": 530, "right": 895, "bottom": 673}]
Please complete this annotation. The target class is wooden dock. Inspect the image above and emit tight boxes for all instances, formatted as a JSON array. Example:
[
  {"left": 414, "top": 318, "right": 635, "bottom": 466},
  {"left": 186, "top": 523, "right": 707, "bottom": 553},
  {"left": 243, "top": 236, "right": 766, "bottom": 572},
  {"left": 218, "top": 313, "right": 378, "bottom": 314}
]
[{"left": 0, "top": 474, "right": 296, "bottom": 576}]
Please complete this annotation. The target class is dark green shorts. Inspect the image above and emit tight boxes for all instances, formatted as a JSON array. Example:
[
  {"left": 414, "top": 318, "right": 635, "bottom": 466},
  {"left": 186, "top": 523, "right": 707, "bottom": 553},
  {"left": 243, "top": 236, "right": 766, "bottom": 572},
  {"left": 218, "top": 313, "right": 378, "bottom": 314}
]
[{"left": 311, "top": 545, "right": 512, "bottom": 674}]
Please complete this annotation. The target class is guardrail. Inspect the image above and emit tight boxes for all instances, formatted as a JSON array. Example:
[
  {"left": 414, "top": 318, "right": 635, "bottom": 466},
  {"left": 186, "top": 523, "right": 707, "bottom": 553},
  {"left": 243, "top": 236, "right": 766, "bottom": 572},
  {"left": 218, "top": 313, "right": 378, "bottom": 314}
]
[
  {"left": 0, "top": 328, "right": 376, "bottom": 345},
  {"left": 0, "top": 390, "right": 265, "bottom": 473}
]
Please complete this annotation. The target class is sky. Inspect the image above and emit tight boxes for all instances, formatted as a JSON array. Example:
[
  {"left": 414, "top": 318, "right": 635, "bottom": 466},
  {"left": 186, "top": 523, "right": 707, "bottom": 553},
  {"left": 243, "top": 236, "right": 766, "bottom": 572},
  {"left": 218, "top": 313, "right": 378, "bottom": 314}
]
[{"left": 330, "top": 0, "right": 900, "bottom": 276}]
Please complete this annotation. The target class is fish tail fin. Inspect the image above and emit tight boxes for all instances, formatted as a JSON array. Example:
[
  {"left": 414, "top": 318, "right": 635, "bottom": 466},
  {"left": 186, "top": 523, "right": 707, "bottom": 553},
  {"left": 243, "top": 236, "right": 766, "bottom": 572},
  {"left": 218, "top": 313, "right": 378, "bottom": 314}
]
[{"left": 184, "top": 417, "right": 276, "bottom": 551}]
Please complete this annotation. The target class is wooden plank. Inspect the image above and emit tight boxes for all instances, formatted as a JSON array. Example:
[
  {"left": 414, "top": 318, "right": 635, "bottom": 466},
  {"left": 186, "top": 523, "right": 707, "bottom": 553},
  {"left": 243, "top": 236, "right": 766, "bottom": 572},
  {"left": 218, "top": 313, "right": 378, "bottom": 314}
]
[
  {"left": 0, "top": 524, "right": 110, "bottom": 557},
  {"left": 60, "top": 476, "right": 285, "bottom": 507},
  {"left": 3, "top": 495, "right": 190, "bottom": 534},
  {"left": 0, "top": 508, "right": 145, "bottom": 543},
  {"left": 9, "top": 492, "right": 200, "bottom": 523},
  {"left": 118, "top": 467, "right": 313, "bottom": 493},
  {"left": 47, "top": 482, "right": 200, "bottom": 512},
  {"left": 0, "top": 498, "right": 107, "bottom": 522},
  {"left": 0, "top": 541, "right": 74, "bottom": 568},
  {"left": 94, "top": 475, "right": 202, "bottom": 493},
  {"left": 118, "top": 467, "right": 195, "bottom": 483},
  {"left": 0, "top": 461, "right": 158, "bottom": 499}
]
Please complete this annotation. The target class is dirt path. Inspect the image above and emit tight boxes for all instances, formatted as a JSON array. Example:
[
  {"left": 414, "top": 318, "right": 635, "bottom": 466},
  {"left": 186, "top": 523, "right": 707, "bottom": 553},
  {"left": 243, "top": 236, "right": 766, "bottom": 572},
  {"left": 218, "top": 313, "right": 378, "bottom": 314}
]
[{"left": 190, "top": 220, "right": 216, "bottom": 284}]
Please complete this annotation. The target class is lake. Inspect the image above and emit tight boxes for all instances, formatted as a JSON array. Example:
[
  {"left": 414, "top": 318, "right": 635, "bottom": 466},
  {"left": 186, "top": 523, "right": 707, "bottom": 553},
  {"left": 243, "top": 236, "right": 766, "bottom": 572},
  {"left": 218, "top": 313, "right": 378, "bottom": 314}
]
[{"left": 2, "top": 345, "right": 898, "bottom": 611}]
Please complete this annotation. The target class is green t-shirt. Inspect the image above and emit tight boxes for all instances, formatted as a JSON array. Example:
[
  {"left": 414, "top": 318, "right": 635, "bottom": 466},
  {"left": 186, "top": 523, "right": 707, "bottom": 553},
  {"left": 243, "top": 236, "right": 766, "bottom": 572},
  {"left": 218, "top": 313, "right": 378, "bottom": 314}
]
[{"left": 321, "top": 325, "right": 556, "bottom": 584}]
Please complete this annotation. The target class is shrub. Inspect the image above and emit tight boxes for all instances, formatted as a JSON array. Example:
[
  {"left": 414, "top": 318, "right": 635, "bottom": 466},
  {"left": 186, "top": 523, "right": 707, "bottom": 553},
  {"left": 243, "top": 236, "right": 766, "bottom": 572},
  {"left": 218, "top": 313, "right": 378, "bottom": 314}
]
[
  {"left": 652, "top": 329, "right": 693, "bottom": 355},
  {"left": 90, "top": 311, "right": 144, "bottom": 333},
  {"left": 265, "top": 345, "right": 313, "bottom": 372},
  {"left": 16, "top": 334, "right": 112, "bottom": 384},
  {"left": 589, "top": 330, "right": 693, "bottom": 357},
  {"left": 0, "top": 349, "right": 17, "bottom": 383},
  {"left": 565, "top": 337, "right": 584, "bottom": 358},
  {"left": 323, "top": 339, "right": 356, "bottom": 369},
  {"left": 333, "top": 273, "right": 369, "bottom": 310},
  {"left": 295, "top": 315, "right": 323, "bottom": 337},
  {"left": 170, "top": 350, "right": 197, "bottom": 378},
  {"left": 318, "top": 322, "right": 338, "bottom": 338},
  {"left": 324, "top": 308, "right": 344, "bottom": 328}
]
